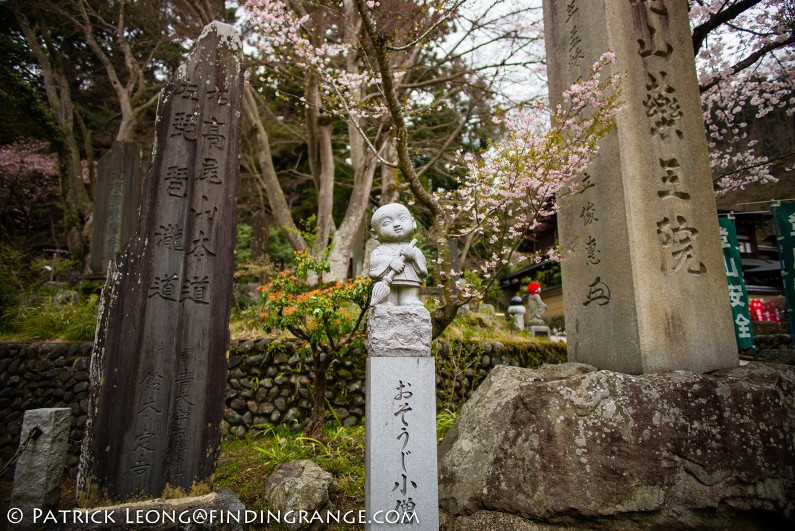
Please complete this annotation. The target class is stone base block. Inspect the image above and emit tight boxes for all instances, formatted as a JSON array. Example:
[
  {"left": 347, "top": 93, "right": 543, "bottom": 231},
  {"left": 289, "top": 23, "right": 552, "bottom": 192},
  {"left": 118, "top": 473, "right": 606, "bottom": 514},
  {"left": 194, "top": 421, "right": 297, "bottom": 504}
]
[
  {"left": 366, "top": 305, "right": 431, "bottom": 357},
  {"left": 530, "top": 325, "right": 551, "bottom": 338}
]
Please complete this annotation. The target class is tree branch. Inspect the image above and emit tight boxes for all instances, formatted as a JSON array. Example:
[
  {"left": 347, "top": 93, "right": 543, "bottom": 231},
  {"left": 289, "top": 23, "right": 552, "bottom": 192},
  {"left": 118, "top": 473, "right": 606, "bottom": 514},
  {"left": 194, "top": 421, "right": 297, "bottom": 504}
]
[
  {"left": 692, "top": 0, "right": 761, "bottom": 53},
  {"left": 699, "top": 33, "right": 795, "bottom": 93}
]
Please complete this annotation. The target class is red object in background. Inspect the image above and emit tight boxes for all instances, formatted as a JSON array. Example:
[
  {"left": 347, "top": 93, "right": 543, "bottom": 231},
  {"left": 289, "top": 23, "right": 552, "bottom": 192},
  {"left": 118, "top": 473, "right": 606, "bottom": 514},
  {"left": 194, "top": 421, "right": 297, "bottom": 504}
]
[
  {"left": 750, "top": 299, "right": 763, "bottom": 321},
  {"left": 528, "top": 282, "right": 541, "bottom": 294},
  {"left": 749, "top": 299, "right": 781, "bottom": 323}
]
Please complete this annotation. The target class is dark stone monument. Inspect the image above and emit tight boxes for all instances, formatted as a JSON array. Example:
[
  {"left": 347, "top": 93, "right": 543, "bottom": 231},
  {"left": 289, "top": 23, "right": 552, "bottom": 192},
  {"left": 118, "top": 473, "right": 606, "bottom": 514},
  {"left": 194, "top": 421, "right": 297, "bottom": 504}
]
[
  {"left": 89, "top": 142, "right": 142, "bottom": 274},
  {"left": 77, "top": 22, "right": 244, "bottom": 503}
]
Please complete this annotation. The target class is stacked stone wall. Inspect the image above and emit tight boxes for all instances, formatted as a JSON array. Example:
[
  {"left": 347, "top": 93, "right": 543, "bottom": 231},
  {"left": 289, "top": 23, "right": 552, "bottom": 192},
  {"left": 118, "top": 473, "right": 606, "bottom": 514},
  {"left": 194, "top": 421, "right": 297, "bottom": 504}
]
[{"left": 0, "top": 338, "right": 567, "bottom": 473}]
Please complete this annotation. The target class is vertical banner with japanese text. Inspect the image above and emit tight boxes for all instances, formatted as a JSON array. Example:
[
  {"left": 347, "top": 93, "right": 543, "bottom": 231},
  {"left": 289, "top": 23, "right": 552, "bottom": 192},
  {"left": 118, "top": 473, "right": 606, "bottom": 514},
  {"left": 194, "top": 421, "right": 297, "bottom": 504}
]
[
  {"left": 719, "top": 217, "right": 754, "bottom": 349},
  {"left": 774, "top": 203, "right": 795, "bottom": 337}
]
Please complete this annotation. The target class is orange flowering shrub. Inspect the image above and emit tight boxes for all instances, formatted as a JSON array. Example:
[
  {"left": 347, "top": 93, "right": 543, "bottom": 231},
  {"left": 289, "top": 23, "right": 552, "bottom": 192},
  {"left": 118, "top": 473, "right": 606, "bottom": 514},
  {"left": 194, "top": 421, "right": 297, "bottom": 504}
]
[{"left": 257, "top": 251, "right": 371, "bottom": 438}]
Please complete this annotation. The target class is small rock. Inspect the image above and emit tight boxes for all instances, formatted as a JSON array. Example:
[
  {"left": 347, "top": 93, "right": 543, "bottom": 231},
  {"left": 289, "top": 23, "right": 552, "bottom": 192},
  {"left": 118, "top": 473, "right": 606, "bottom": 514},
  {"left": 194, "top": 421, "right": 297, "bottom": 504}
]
[
  {"left": 263, "top": 460, "right": 335, "bottom": 528},
  {"left": 283, "top": 408, "right": 301, "bottom": 422},
  {"left": 274, "top": 397, "right": 287, "bottom": 412}
]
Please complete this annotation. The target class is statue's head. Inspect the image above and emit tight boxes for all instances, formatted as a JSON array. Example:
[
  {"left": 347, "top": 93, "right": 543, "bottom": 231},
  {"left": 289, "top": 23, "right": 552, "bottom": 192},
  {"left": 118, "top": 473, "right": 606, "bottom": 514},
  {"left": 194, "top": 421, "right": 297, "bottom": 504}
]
[{"left": 370, "top": 203, "right": 416, "bottom": 243}]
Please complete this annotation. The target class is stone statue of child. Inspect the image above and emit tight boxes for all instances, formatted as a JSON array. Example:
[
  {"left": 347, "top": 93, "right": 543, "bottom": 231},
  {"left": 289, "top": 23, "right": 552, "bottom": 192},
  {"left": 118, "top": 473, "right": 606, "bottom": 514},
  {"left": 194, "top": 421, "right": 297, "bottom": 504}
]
[
  {"left": 368, "top": 203, "right": 428, "bottom": 306},
  {"left": 526, "top": 281, "right": 547, "bottom": 326}
]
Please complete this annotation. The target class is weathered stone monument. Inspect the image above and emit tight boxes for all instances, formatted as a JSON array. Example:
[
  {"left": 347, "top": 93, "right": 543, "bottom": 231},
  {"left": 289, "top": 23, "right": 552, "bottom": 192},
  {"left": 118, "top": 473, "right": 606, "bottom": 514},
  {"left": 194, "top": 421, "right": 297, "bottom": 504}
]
[
  {"left": 89, "top": 142, "right": 142, "bottom": 275},
  {"left": 11, "top": 408, "right": 71, "bottom": 526},
  {"left": 543, "top": 0, "right": 737, "bottom": 373},
  {"left": 365, "top": 203, "right": 438, "bottom": 529},
  {"left": 77, "top": 22, "right": 243, "bottom": 503}
]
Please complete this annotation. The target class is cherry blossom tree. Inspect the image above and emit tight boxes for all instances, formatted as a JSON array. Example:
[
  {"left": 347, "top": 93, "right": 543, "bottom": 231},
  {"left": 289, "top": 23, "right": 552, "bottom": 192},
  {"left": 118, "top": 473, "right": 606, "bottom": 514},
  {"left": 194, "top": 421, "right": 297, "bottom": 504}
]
[
  {"left": 7, "top": 0, "right": 201, "bottom": 259},
  {"left": 691, "top": 0, "right": 794, "bottom": 195},
  {"left": 242, "top": 0, "right": 544, "bottom": 281},
  {"left": 0, "top": 139, "right": 60, "bottom": 250},
  {"left": 354, "top": 0, "right": 623, "bottom": 336}
]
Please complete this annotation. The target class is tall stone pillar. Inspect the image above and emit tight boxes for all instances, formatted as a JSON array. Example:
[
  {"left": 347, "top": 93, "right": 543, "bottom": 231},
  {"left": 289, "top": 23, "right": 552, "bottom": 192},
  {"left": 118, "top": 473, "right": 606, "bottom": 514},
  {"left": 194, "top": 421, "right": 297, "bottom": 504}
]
[
  {"left": 89, "top": 141, "right": 142, "bottom": 275},
  {"left": 543, "top": 0, "right": 737, "bottom": 373},
  {"left": 77, "top": 22, "right": 244, "bottom": 503}
]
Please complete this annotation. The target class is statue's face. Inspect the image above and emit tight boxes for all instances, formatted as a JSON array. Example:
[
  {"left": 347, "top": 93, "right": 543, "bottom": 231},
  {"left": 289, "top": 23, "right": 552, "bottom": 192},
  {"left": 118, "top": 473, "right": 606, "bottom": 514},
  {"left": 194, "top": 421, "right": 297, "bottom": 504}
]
[{"left": 372, "top": 204, "right": 414, "bottom": 242}]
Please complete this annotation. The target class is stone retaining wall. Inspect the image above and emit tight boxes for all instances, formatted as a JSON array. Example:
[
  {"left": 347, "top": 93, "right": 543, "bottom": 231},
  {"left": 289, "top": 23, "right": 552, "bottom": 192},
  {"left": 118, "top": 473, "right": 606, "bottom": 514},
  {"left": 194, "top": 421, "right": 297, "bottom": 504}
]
[{"left": 0, "top": 338, "right": 566, "bottom": 474}]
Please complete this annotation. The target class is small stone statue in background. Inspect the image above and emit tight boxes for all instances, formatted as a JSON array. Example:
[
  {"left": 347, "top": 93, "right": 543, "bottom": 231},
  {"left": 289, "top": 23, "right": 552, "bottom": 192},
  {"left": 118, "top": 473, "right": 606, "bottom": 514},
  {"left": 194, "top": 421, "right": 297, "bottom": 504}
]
[
  {"left": 368, "top": 203, "right": 428, "bottom": 306},
  {"left": 527, "top": 281, "right": 551, "bottom": 338},
  {"left": 507, "top": 295, "right": 527, "bottom": 330}
]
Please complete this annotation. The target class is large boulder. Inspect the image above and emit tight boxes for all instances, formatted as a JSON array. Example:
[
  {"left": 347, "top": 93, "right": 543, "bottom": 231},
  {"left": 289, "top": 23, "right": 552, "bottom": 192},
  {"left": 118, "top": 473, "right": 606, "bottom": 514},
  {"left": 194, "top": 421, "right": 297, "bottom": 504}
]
[{"left": 439, "top": 362, "right": 795, "bottom": 528}]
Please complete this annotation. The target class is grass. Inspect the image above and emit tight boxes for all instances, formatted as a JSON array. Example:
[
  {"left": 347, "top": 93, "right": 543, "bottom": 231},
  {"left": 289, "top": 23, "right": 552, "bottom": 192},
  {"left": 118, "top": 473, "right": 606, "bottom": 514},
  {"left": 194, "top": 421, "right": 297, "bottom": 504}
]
[
  {"left": 214, "top": 411, "right": 458, "bottom": 530},
  {"left": 0, "top": 295, "right": 98, "bottom": 341},
  {"left": 214, "top": 422, "right": 366, "bottom": 528}
]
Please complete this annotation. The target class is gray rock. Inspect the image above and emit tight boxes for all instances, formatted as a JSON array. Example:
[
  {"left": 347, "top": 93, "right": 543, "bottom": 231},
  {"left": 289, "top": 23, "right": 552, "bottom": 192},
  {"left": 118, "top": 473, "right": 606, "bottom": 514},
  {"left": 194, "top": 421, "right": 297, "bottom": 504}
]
[
  {"left": 11, "top": 408, "right": 71, "bottom": 524},
  {"left": 439, "top": 362, "right": 795, "bottom": 528},
  {"left": 258, "top": 403, "right": 275, "bottom": 415},
  {"left": 283, "top": 408, "right": 301, "bottom": 422},
  {"left": 263, "top": 460, "right": 334, "bottom": 528},
  {"left": 226, "top": 410, "right": 243, "bottom": 426},
  {"left": 274, "top": 397, "right": 287, "bottom": 412},
  {"left": 245, "top": 354, "right": 263, "bottom": 366}
]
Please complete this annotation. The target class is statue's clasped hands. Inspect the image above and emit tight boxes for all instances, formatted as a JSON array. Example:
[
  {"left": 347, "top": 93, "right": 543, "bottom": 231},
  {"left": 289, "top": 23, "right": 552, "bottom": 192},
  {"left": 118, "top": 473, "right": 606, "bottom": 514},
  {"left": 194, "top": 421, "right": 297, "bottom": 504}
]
[{"left": 390, "top": 245, "right": 418, "bottom": 273}]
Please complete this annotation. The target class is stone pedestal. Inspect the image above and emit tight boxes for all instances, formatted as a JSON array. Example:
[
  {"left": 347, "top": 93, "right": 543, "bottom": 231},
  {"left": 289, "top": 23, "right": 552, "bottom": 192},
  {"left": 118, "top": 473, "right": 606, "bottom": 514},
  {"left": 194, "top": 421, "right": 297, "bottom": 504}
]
[
  {"left": 11, "top": 408, "right": 71, "bottom": 528},
  {"left": 543, "top": 0, "right": 737, "bottom": 374},
  {"left": 366, "top": 305, "right": 432, "bottom": 357},
  {"left": 530, "top": 325, "right": 551, "bottom": 339},
  {"left": 365, "top": 306, "right": 438, "bottom": 530}
]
